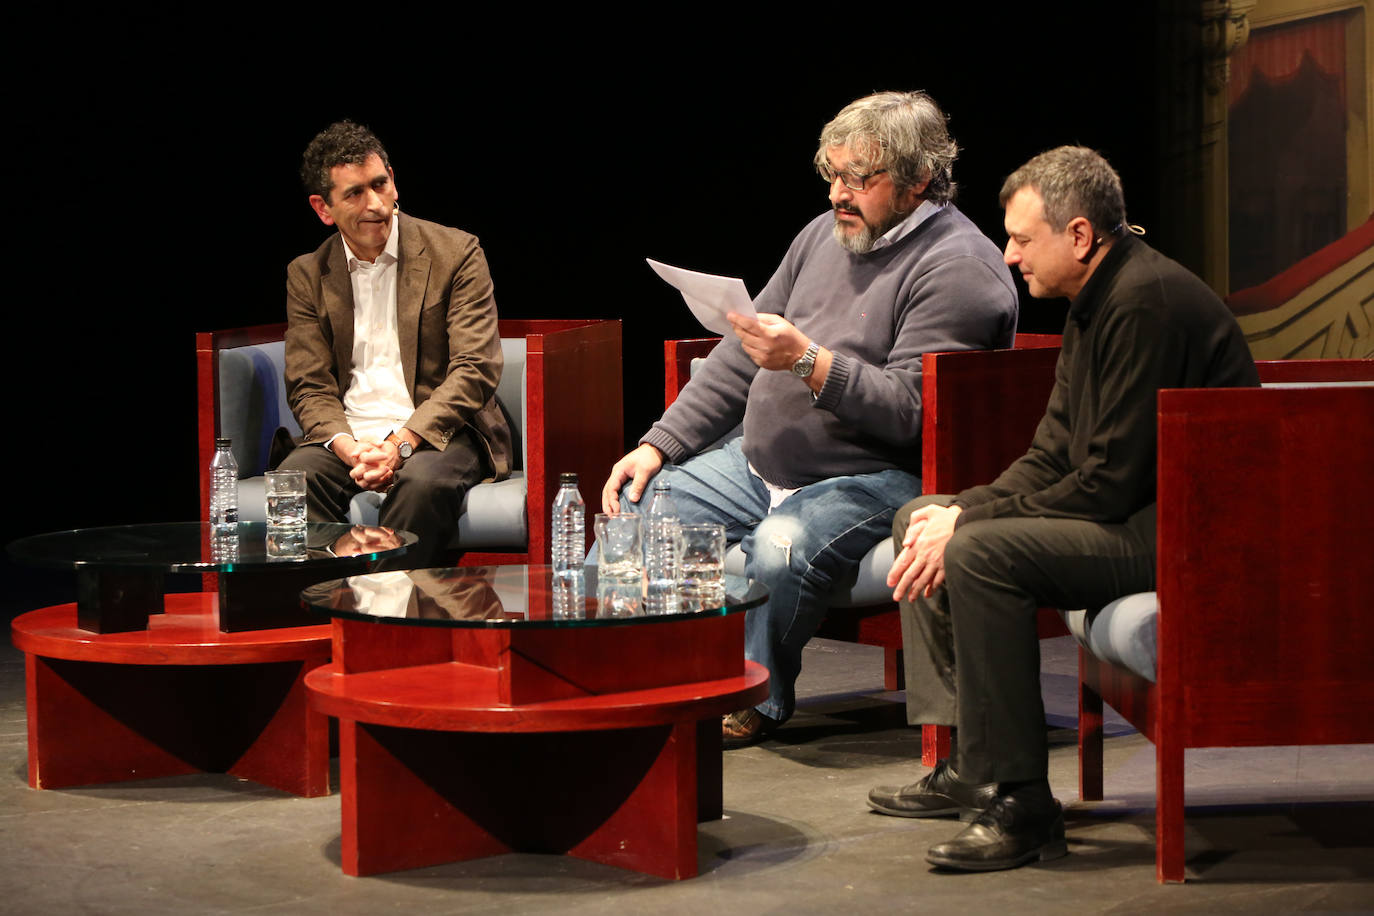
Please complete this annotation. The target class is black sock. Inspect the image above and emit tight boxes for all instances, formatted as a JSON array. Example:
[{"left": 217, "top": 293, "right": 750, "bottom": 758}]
[{"left": 998, "top": 778, "right": 1054, "bottom": 809}]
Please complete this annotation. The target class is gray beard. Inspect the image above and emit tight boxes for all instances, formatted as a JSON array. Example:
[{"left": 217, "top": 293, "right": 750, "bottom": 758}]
[
  {"left": 831, "top": 208, "right": 904, "bottom": 254},
  {"left": 833, "top": 218, "right": 878, "bottom": 253}
]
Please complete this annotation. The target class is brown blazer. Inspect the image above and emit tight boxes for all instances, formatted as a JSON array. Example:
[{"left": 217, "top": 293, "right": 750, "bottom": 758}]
[{"left": 283, "top": 212, "right": 512, "bottom": 479}]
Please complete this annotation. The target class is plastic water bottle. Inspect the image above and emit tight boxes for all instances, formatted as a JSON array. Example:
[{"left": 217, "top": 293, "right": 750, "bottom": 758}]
[
  {"left": 551, "top": 472, "right": 585, "bottom": 573},
  {"left": 209, "top": 438, "right": 239, "bottom": 535},
  {"left": 644, "top": 480, "right": 681, "bottom": 615}
]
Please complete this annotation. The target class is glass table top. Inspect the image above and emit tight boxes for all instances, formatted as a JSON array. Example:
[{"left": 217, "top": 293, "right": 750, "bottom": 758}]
[
  {"left": 302, "top": 565, "right": 767, "bottom": 629},
  {"left": 7, "top": 522, "right": 417, "bottom": 574}
]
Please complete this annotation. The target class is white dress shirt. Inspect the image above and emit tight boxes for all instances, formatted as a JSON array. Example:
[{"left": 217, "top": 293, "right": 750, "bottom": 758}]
[{"left": 337, "top": 213, "right": 415, "bottom": 445}]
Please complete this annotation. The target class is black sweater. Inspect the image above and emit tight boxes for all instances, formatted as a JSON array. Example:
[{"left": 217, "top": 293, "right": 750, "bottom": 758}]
[{"left": 955, "top": 235, "right": 1259, "bottom": 525}]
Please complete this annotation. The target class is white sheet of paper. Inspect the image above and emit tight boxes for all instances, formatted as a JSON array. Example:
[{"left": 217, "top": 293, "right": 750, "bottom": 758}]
[{"left": 646, "top": 259, "right": 757, "bottom": 335}]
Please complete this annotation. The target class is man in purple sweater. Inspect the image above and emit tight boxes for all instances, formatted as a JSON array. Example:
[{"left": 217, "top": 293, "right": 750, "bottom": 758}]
[{"left": 601, "top": 91, "right": 1018, "bottom": 746}]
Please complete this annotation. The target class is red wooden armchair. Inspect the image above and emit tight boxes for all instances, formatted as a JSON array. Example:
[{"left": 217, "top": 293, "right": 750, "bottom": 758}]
[
  {"left": 917, "top": 358, "right": 1374, "bottom": 767},
  {"left": 1074, "top": 362, "right": 1374, "bottom": 882},
  {"left": 196, "top": 319, "right": 623, "bottom": 566}
]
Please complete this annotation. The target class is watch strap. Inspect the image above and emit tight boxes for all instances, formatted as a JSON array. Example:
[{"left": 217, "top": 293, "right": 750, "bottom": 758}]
[{"left": 385, "top": 431, "right": 414, "bottom": 460}]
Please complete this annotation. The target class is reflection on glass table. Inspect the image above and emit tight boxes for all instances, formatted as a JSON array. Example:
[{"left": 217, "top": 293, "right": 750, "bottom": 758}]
[
  {"left": 302, "top": 565, "right": 766, "bottom": 627},
  {"left": 8, "top": 522, "right": 417, "bottom": 633}
]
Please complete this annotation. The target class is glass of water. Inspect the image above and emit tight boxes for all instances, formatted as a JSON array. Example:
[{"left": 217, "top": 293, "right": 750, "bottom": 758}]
[
  {"left": 594, "top": 513, "right": 643, "bottom": 617},
  {"left": 678, "top": 523, "right": 726, "bottom": 610},
  {"left": 265, "top": 470, "right": 307, "bottom": 530},
  {"left": 594, "top": 513, "right": 643, "bottom": 581}
]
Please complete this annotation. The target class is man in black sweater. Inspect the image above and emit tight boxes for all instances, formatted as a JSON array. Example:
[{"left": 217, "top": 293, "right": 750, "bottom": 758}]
[{"left": 868, "top": 146, "right": 1259, "bottom": 871}]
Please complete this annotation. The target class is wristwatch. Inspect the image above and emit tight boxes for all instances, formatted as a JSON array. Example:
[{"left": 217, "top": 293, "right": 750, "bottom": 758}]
[
  {"left": 385, "top": 431, "right": 414, "bottom": 461},
  {"left": 791, "top": 341, "right": 820, "bottom": 378}
]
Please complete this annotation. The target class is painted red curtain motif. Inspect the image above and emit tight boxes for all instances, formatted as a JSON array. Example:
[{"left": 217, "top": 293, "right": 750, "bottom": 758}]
[{"left": 1229, "top": 13, "right": 1347, "bottom": 108}]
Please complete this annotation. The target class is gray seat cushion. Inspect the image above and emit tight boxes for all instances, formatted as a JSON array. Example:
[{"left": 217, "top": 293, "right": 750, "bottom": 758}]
[{"left": 1059, "top": 592, "right": 1159, "bottom": 683}]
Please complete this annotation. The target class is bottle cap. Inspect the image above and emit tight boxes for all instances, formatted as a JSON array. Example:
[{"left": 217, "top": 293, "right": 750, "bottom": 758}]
[
  {"left": 560, "top": 472, "right": 578, "bottom": 484},
  {"left": 215, "top": 438, "right": 232, "bottom": 448}
]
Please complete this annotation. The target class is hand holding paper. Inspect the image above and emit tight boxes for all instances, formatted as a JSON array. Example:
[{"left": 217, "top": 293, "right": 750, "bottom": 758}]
[{"left": 646, "top": 259, "right": 757, "bottom": 335}]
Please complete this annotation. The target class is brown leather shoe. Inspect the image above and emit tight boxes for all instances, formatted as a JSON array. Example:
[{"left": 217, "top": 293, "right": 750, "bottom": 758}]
[{"left": 722, "top": 708, "right": 777, "bottom": 749}]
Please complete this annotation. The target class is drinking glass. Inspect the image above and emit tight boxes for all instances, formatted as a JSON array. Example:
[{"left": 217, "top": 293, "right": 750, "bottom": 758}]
[
  {"left": 594, "top": 513, "right": 643, "bottom": 582},
  {"left": 594, "top": 513, "right": 643, "bottom": 617},
  {"left": 678, "top": 523, "right": 726, "bottom": 610},
  {"left": 265, "top": 470, "right": 307, "bottom": 530}
]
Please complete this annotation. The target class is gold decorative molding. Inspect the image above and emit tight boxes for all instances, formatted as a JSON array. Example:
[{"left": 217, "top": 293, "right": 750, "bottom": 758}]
[
  {"left": 1202, "top": 0, "right": 1260, "bottom": 93},
  {"left": 1236, "top": 246, "right": 1374, "bottom": 358},
  {"left": 1249, "top": 0, "right": 1365, "bottom": 29}
]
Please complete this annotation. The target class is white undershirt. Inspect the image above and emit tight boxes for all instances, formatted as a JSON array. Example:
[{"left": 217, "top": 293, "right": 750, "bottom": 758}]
[{"left": 338, "top": 213, "right": 414, "bottom": 444}]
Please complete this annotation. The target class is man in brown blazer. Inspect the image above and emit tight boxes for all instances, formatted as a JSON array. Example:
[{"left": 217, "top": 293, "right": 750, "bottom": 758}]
[{"left": 278, "top": 121, "right": 511, "bottom": 566}]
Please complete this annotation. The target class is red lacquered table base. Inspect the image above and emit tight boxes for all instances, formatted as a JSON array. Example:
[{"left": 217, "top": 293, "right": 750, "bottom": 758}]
[
  {"left": 11, "top": 593, "right": 332, "bottom": 796},
  {"left": 305, "top": 613, "right": 768, "bottom": 880}
]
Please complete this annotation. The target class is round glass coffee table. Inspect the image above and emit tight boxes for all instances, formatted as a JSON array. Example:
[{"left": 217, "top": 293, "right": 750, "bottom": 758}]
[
  {"left": 9, "top": 521, "right": 417, "bottom": 632},
  {"left": 301, "top": 564, "right": 769, "bottom": 879},
  {"left": 8, "top": 522, "right": 416, "bottom": 797}
]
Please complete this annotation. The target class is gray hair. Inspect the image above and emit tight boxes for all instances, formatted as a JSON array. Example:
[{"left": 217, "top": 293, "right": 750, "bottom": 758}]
[
  {"left": 814, "top": 91, "right": 958, "bottom": 203},
  {"left": 300, "top": 120, "right": 391, "bottom": 202},
  {"left": 999, "top": 146, "right": 1127, "bottom": 236}
]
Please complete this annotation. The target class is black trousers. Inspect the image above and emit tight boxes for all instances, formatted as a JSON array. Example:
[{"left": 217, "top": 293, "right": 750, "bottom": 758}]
[
  {"left": 278, "top": 432, "right": 485, "bottom": 568},
  {"left": 896, "top": 495, "right": 1155, "bottom": 784}
]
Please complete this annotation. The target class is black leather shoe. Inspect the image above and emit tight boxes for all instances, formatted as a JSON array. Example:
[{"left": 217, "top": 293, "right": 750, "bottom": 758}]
[
  {"left": 867, "top": 759, "right": 1000, "bottom": 819},
  {"left": 925, "top": 793, "right": 1067, "bottom": 871}
]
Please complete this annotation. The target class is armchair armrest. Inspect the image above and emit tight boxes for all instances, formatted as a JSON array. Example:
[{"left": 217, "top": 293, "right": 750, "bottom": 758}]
[{"left": 501, "top": 319, "right": 623, "bottom": 564}]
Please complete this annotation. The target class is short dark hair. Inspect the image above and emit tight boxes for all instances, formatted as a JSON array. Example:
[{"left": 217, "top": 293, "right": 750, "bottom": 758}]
[
  {"left": 999, "top": 145, "right": 1126, "bottom": 236},
  {"left": 300, "top": 121, "right": 391, "bottom": 203}
]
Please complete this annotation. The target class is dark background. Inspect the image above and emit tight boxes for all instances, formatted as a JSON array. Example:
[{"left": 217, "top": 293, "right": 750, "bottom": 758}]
[{"left": 7, "top": 8, "right": 1163, "bottom": 604}]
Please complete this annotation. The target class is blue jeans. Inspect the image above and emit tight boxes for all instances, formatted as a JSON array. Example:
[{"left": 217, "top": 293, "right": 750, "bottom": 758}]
[{"left": 617, "top": 439, "right": 921, "bottom": 721}]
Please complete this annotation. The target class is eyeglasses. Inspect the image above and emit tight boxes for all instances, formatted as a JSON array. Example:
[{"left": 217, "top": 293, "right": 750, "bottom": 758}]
[{"left": 818, "top": 163, "right": 888, "bottom": 192}]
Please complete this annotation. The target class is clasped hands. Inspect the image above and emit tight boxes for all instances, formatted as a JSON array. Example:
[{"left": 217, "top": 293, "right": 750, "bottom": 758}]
[
  {"left": 886, "top": 503, "right": 962, "bottom": 602},
  {"left": 333, "top": 435, "right": 402, "bottom": 492}
]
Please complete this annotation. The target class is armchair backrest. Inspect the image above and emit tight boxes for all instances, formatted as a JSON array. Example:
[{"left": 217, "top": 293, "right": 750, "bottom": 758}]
[
  {"left": 1156, "top": 382, "right": 1374, "bottom": 742},
  {"left": 197, "top": 324, "right": 292, "bottom": 515},
  {"left": 1256, "top": 357, "right": 1374, "bottom": 383},
  {"left": 920, "top": 344, "right": 1060, "bottom": 494},
  {"left": 497, "top": 337, "right": 527, "bottom": 469},
  {"left": 216, "top": 339, "right": 298, "bottom": 477}
]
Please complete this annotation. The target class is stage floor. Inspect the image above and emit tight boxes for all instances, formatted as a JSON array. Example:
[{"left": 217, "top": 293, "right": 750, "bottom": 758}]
[{"left": 2, "top": 602, "right": 1371, "bottom": 913}]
